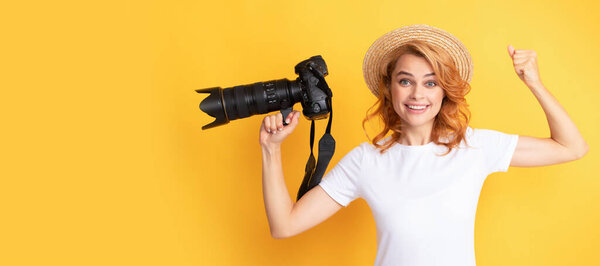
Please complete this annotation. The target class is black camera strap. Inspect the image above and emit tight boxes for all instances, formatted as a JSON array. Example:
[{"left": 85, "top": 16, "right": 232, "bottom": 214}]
[
  {"left": 295, "top": 100, "right": 334, "bottom": 201},
  {"left": 295, "top": 71, "right": 335, "bottom": 201}
]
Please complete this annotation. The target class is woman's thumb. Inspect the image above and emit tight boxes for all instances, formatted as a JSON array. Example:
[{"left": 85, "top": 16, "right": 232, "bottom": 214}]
[
  {"left": 507, "top": 44, "right": 515, "bottom": 59},
  {"left": 289, "top": 111, "right": 300, "bottom": 126}
]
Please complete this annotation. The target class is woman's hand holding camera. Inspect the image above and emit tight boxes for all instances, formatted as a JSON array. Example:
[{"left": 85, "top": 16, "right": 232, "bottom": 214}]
[{"left": 259, "top": 110, "right": 300, "bottom": 149}]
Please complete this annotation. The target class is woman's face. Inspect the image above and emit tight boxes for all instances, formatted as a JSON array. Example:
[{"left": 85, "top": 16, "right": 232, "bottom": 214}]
[{"left": 389, "top": 53, "right": 445, "bottom": 129}]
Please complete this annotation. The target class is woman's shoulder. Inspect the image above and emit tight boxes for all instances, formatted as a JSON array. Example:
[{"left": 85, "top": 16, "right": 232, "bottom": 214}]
[
  {"left": 338, "top": 140, "right": 379, "bottom": 158},
  {"left": 357, "top": 137, "right": 398, "bottom": 155}
]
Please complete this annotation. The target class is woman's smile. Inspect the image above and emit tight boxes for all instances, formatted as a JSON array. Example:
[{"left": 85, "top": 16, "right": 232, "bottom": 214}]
[{"left": 405, "top": 104, "right": 430, "bottom": 114}]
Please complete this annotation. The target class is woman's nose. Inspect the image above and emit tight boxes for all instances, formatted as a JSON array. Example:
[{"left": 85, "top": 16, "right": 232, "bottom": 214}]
[{"left": 409, "top": 84, "right": 426, "bottom": 99}]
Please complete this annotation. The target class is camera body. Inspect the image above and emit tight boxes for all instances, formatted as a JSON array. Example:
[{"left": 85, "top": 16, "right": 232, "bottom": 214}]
[{"left": 196, "top": 55, "right": 332, "bottom": 130}]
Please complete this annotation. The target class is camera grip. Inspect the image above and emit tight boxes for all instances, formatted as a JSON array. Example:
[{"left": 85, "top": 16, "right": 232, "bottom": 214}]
[{"left": 280, "top": 107, "right": 293, "bottom": 126}]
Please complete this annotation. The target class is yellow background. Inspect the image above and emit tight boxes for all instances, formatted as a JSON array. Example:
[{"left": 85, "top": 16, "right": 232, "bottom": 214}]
[{"left": 1, "top": 0, "right": 598, "bottom": 265}]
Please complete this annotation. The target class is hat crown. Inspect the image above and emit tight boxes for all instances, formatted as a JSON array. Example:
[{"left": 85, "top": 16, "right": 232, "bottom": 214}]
[{"left": 363, "top": 24, "right": 473, "bottom": 97}]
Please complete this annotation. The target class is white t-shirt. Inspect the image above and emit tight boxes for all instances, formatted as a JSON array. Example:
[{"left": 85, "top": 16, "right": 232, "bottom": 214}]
[{"left": 318, "top": 126, "right": 519, "bottom": 266}]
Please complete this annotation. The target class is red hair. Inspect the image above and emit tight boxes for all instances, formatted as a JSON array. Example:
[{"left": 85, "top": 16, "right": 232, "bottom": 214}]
[{"left": 362, "top": 39, "right": 473, "bottom": 156}]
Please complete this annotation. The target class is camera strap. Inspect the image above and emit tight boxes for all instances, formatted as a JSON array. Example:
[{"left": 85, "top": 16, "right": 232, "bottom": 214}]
[{"left": 295, "top": 88, "right": 335, "bottom": 201}]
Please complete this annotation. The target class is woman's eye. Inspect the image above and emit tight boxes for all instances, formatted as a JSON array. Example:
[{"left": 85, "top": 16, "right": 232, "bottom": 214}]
[{"left": 399, "top": 79, "right": 437, "bottom": 87}]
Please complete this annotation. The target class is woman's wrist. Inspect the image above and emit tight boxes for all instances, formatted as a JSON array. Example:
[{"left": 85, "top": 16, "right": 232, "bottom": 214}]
[{"left": 261, "top": 144, "right": 281, "bottom": 155}]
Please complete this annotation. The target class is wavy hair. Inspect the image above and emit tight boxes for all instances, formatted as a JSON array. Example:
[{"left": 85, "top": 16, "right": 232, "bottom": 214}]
[{"left": 362, "top": 39, "right": 472, "bottom": 156}]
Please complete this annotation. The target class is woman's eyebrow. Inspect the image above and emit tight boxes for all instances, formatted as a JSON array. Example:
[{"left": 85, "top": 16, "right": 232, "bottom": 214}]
[{"left": 396, "top": 71, "right": 435, "bottom": 77}]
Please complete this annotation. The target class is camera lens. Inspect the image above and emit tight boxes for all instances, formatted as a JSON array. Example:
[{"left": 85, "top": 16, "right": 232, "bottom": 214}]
[{"left": 196, "top": 79, "right": 302, "bottom": 130}]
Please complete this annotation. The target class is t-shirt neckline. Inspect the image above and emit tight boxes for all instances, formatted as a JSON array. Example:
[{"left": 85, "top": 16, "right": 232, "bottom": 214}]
[
  {"left": 393, "top": 140, "right": 436, "bottom": 150},
  {"left": 376, "top": 136, "right": 437, "bottom": 151}
]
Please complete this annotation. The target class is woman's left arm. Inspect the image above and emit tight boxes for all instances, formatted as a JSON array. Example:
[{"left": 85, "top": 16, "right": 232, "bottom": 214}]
[{"left": 506, "top": 45, "right": 589, "bottom": 167}]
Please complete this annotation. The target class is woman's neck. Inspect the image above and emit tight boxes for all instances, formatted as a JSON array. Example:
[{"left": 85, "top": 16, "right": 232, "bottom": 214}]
[{"left": 398, "top": 124, "right": 433, "bottom": 145}]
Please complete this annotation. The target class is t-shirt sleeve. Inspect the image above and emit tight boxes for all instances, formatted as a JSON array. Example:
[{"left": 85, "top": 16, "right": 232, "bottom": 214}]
[
  {"left": 317, "top": 144, "right": 364, "bottom": 207},
  {"left": 472, "top": 128, "right": 520, "bottom": 174}
]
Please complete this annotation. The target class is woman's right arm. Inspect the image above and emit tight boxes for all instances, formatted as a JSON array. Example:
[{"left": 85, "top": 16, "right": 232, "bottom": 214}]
[
  {"left": 261, "top": 144, "right": 293, "bottom": 238},
  {"left": 260, "top": 111, "right": 343, "bottom": 239}
]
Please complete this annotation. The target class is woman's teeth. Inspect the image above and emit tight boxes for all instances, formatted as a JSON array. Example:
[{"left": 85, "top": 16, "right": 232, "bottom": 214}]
[{"left": 407, "top": 105, "right": 427, "bottom": 110}]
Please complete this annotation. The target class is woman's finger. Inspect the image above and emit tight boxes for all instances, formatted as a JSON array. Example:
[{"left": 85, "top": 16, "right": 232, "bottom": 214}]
[
  {"left": 507, "top": 44, "right": 515, "bottom": 58},
  {"left": 285, "top": 111, "right": 294, "bottom": 124},
  {"left": 513, "top": 58, "right": 528, "bottom": 65},
  {"left": 263, "top": 116, "right": 271, "bottom": 133},
  {"left": 276, "top": 112, "right": 283, "bottom": 131},
  {"left": 269, "top": 115, "right": 277, "bottom": 134}
]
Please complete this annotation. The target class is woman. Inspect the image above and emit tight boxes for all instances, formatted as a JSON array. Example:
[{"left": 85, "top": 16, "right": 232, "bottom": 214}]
[{"left": 259, "top": 24, "right": 588, "bottom": 265}]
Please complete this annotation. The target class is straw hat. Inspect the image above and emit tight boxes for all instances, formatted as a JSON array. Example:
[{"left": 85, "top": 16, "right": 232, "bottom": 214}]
[{"left": 362, "top": 24, "right": 473, "bottom": 97}]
